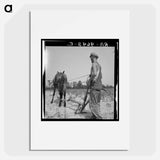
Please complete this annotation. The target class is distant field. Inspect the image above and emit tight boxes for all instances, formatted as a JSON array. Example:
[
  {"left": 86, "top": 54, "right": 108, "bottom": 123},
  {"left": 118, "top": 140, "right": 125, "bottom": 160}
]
[{"left": 44, "top": 88, "right": 115, "bottom": 119}]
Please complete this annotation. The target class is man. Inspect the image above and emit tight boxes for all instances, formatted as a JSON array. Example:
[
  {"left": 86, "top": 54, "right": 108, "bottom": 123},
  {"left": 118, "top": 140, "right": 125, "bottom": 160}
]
[{"left": 88, "top": 52, "right": 103, "bottom": 119}]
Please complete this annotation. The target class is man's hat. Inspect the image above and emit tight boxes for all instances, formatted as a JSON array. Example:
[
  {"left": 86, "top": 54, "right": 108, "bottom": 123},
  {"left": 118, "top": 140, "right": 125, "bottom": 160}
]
[{"left": 90, "top": 52, "right": 99, "bottom": 59}]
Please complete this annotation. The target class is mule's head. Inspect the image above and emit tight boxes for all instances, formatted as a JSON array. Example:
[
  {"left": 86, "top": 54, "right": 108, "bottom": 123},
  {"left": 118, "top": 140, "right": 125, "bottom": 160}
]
[
  {"left": 55, "top": 72, "right": 63, "bottom": 82},
  {"left": 55, "top": 71, "right": 67, "bottom": 84}
]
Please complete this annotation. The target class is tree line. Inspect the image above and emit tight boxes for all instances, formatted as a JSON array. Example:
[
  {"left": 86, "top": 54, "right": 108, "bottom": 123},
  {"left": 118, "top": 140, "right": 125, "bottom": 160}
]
[{"left": 46, "top": 80, "right": 113, "bottom": 89}]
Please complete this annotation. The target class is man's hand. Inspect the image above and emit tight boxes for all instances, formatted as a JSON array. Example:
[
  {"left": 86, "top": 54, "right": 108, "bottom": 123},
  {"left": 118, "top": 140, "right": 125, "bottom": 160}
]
[
  {"left": 86, "top": 78, "right": 91, "bottom": 86},
  {"left": 87, "top": 76, "right": 94, "bottom": 86},
  {"left": 86, "top": 77, "right": 95, "bottom": 87}
]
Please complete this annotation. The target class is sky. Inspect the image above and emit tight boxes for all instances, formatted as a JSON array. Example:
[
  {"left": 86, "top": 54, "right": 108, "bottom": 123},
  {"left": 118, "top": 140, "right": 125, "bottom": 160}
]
[{"left": 44, "top": 47, "right": 115, "bottom": 86}]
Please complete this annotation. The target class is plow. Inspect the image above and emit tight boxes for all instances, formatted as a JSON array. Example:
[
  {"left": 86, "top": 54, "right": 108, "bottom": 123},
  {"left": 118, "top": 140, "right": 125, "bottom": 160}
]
[
  {"left": 67, "top": 85, "right": 90, "bottom": 114},
  {"left": 67, "top": 83, "right": 109, "bottom": 114}
]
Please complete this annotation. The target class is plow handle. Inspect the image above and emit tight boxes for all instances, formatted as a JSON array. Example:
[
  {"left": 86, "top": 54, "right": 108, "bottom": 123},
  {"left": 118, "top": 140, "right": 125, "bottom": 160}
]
[{"left": 79, "top": 87, "right": 89, "bottom": 112}]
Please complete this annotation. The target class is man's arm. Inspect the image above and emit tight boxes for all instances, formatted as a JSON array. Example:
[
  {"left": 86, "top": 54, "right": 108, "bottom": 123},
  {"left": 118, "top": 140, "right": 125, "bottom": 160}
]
[{"left": 90, "top": 63, "right": 97, "bottom": 81}]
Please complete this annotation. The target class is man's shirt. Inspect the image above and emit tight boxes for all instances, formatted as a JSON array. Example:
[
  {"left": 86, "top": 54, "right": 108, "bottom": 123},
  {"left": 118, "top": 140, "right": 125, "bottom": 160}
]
[{"left": 90, "top": 62, "right": 102, "bottom": 90}]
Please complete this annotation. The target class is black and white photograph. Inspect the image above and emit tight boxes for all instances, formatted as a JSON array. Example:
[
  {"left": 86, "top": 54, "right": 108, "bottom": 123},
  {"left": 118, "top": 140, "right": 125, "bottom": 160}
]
[{"left": 41, "top": 39, "right": 119, "bottom": 121}]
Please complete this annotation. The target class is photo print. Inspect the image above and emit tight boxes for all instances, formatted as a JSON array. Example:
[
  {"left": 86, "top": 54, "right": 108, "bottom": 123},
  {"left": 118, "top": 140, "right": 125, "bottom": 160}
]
[{"left": 41, "top": 39, "right": 119, "bottom": 121}]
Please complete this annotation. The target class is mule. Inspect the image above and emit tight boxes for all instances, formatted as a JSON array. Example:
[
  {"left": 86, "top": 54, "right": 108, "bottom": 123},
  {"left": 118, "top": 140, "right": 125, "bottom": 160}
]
[{"left": 50, "top": 71, "right": 67, "bottom": 107}]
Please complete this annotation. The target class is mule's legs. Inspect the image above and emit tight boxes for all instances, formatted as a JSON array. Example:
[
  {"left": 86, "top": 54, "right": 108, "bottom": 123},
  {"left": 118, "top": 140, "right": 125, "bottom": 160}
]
[
  {"left": 50, "top": 87, "right": 56, "bottom": 103},
  {"left": 64, "top": 91, "right": 66, "bottom": 107},
  {"left": 59, "top": 92, "right": 63, "bottom": 107}
]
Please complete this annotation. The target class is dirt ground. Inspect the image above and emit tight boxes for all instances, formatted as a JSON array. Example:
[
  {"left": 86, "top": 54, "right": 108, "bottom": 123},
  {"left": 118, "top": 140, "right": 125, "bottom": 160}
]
[{"left": 44, "top": 88, "right": 115, "bottom": 119}]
